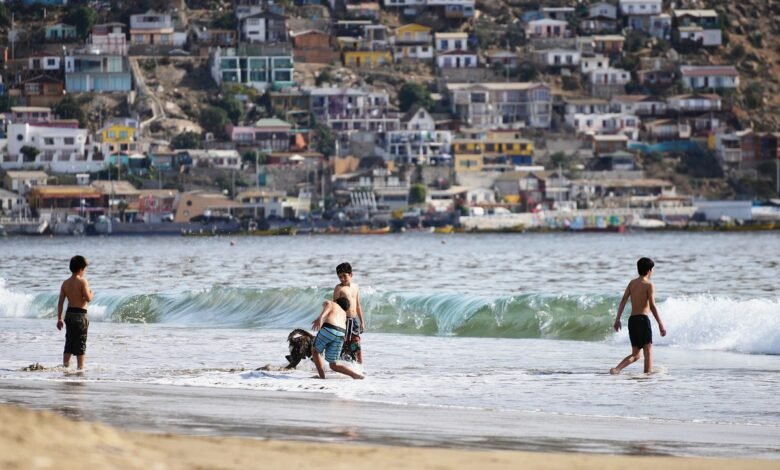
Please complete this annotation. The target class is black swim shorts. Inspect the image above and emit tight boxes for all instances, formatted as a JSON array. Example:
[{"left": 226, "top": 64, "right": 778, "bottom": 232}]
[
  {"left": 64, "top": 308, "right": 89, "bottom": 356},
  {"left": 628, "top": 315, "right": 652, "bottom": 348},
  {"left": 345, "top": 317, "right": 361, "bottom": 352}
]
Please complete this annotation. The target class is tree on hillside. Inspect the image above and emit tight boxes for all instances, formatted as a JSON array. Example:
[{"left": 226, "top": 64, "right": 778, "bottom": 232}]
[
  {"left": 54, "top": 95, "right": 86, "bottom": 127},
  {"left": 171, "top": 131, "right": 202, "bottom": 149},
  {"left": 217, "top": 96, "right": 244, "bottom": 124},
  {"left": 200, "top": 106, "right": 229, "bottom": 137},
  {"left": 313, "top": 122, "right": 337, "bottom": 157},
  {"left": 65, "top": 6, "right": 97, "bottom": 38},
  {"left": 398, "top": 83, "right": 433, "bottom": 113}
]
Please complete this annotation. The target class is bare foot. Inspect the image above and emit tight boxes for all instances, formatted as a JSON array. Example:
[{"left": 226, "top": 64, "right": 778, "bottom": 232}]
[{"left": 609, "top": 368, "right": 620, "bottom": 375}]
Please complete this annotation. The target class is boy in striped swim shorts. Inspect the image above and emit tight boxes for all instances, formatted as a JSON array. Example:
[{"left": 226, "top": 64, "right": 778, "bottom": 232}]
[{"left": 311, "top": 297, "right": 364, "bottom": 379}]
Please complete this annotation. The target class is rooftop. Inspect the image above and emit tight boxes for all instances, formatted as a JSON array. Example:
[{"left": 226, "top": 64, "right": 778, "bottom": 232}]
[{"left": 680, "top": 65, "right": 738, "bottom": 77}]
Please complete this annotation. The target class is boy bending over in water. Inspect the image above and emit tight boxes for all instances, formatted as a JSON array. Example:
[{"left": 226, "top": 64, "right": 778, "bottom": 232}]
[
  {"left": 57, "top": 255, "right": 94, "bottom": 370},
  {"left": 311, "top": 297, "right": 364, "bottom": 379},
  {"left": 610, "top": 257, "right": 666, "bottom": 375}
]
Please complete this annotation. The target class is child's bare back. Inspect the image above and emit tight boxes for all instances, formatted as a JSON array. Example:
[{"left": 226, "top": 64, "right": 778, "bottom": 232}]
[
  {"left": 60, "top": 276, "right": 92, "bottom": 309},
  {"left": 626, "top": 277, "right": 653, "bottom": 316}
]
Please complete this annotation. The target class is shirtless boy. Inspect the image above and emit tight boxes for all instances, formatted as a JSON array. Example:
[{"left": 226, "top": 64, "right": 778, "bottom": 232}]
[
  {"left": 333, "top": 262, "right": 365, "bottom": 364},
  {"left": 311, "top": 297, "right": 364, "bottom": 379},
  {"left": 56, "top": 255, "right": 94, "bottom": 370},
  {"left": 610, "top": 257, "right": 666, "bottom": 374}
]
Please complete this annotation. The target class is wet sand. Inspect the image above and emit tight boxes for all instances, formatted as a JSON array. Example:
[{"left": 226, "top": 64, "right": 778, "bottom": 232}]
[
  {"left": 2, "top": 402, "right": 779, "bottom": 470},
  {"left": 1, "top": 378, "right": 779, "bottom": 461}
]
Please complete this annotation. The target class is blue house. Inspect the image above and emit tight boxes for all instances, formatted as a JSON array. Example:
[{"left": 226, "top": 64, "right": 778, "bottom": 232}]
[
  {"left": 45, "top": 23, "right": 78, "bottom": 41},
  {"left": 65, "top": 54, "right": 132, "bottom": 92}
]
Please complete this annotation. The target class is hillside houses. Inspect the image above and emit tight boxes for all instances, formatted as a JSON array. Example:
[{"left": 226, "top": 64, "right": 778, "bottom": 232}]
[{"left": 1, "top": 0, "right": 773, "bottom": 228}]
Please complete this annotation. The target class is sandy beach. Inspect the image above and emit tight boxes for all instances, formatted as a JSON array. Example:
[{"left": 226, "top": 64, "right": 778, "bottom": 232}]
[{"left": 1, "top": 403, "right": 777, "bottom": 470}]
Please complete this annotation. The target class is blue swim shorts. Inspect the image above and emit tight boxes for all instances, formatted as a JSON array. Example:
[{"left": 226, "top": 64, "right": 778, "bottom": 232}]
[{"left": 313, "top": 323, "right": 346, "bottom": 363}]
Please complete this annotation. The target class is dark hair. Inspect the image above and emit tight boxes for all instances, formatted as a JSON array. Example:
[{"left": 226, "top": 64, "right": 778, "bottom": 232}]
[
  {"left": 637, "top": 257, "right": 654, "bottom": 276},
  {"left": 335, "top": 297, "right": 350, "bottom": 311},
  {"left": 69, "top": 255, "right": 89, "bottom": 273},
  {"left": 336, "top": 262, "right": 352, "bottom": 275}
]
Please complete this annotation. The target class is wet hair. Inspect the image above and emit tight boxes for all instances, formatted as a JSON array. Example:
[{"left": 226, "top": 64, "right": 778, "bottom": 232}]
[
  {"left": 637, "top": 257, "right": 654, "bottom": 276},
  {"left": 335, "top": 297, "right": 350, "bottom": 311},
  {"left": 336, "top": 262, "right": 352, "bottom": 275},
  {"left": 69, "top": 255, "right": 89, "bottom": 273}
]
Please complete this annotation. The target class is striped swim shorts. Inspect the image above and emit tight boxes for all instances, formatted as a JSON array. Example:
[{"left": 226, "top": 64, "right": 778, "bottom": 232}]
[{"left": 313, "top": 323, "right": 346, "bottom": 363}]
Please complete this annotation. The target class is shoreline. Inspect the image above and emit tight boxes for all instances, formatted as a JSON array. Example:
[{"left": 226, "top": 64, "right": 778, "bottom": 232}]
[
  {"left": 0, "top": 379, "right": 778, "bottom": 460},
  {"left": 1, "top": 403, "right": 777, "bottom": 470}
]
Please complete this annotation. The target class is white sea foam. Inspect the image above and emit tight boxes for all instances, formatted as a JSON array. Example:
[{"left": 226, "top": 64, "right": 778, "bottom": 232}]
[
  {"left": 609, "top": 295, "right": 780, "bottom": 355},
  {"left": 0, "top": 279, "right": 36, "bottom": 318}
]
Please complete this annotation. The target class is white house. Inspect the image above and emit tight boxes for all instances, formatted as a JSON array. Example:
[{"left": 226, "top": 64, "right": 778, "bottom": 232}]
[
  {"left": 434, "top": 32, "right": 468, "bottom": 52},
  {"left": 0, "top": 188, "right": 24, "bottom": 215},
  {"left": 589, "top": 2, "right": 617, "bottom": 19},
  {"left": 189, "top": 150, "right": 241, "bottom": 170},
  {"left": 673, "top": 9, "right": 722, "bottom": 47},
  {"left": 28, "top": 55, "right": 61, "bottom": 72},
  {"left": 385, "top": 106, "right": 452, "bottom": 164},
  {"left": 2, "top": 170, "right": 49, "bottom": 194},
  {"left": 3, "top": 123, "right": 100, "bottom": 173},
  {"left": 590, "top": 67, "right": 631, "bottom": 86},
  {"left": 666, "top": 93, "right": 722, "bottom": 113},
  {"left": 572, "top": 113, "right": 640, "bottom": 139},
  {"left": 580, "top": 54, "right": 610, "bottom": 75},
  {"left": 525, "top": 18, "right": 570, "bottom": 39},
  {"left": 436, "top": 50, "right": 478, "bottom": 69},
  {"left": 680, "top": 65, "right": 739, "bottom": 90},
  {"left": 611, "top": 95, "right": 667, "bottom": 116},
  {"left": 620, "top": 0, "right": 663, "bottom": 30},
  {"left": 533, "top": 49, "right": 581, "bottom": 68},
  {"left": 564, "top": 98, "right": 610, "bottom": 125}
]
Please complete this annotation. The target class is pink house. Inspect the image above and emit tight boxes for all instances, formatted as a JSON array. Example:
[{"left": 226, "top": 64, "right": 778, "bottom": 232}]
[{"left": 525, "top": 19, "right": 571, "bottom": 39}]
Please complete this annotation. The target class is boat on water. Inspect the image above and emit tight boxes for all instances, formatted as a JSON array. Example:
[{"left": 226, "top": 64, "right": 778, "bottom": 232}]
[
  {"left": 433, "top": 225, "right": 454, "bottom": 234},
  {"left": 0, "top": 219, "right": 48, "bottom": 235},
  {"left": 629, "top": 217, "right": 667, "bottom": 230}
]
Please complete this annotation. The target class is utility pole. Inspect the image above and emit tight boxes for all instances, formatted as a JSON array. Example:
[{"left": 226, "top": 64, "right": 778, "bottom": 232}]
[{"left": 10, "top": 13, "right": 14, "bottom": 64}]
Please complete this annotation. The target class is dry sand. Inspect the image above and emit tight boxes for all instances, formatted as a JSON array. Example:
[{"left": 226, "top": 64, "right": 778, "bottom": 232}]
[{"left": 1, "top": 405, "right": 776, "bottom": 470}]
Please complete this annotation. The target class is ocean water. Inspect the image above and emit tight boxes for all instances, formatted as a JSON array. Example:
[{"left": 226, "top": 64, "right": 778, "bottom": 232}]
[{"left": 0, "top": 233, "right": 779, "bottom": 456}]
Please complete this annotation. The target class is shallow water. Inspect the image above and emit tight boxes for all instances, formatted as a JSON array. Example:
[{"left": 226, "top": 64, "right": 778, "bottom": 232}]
[{"left": 0, "top": 233, "right": 778, "bottom": 456}]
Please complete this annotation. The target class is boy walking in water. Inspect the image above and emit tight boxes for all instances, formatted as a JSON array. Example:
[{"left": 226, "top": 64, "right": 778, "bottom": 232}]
[
  {"left": 333, "top": 262, "right": 365, "bottom": 364},
  {"left": 57, "top": 255, "right": 94, "bottom": 370},
  {"left": 311, "top": 297, "right": 364, "bottom": 379},
  {"left": 610, "top": 257, "right": 666, "bottom": 375}
]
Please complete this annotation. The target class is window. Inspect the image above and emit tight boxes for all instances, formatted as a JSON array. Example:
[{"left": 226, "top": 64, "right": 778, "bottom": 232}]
[
  {"left": 44, "top": 138, "right": 55, "bottom": 145},
  {"left": 64, "top": 138, "right": 75, "bottom": 145},
  {"left": 119, "top": 131, "right": 128, "bottom": 139}
]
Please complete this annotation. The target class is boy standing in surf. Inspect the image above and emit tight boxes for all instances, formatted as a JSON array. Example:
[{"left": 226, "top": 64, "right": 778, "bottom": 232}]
[
  {"left": 56, "top": 255, "right": 94, "bottom": 370},
  {"left": 311, "top": 297, "right": 364, "bottom": 379},
  {"left": 610, "top": 257, "right": 666, "bottom": 375},
  {"left": 333, "top": 262, "right": 365, "bottom": 364}
]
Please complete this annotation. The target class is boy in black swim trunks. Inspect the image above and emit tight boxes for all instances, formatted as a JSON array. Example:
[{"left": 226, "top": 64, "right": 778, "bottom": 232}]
[
  {"left": 56, "top": 255, "right": 94, "bottom": 370},
  {"left": 610, "top": 257, "right": 667, "bottom": 375}
]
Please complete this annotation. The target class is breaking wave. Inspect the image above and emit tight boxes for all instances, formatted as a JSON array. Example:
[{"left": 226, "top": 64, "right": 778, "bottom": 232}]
[{"left": 1, "top": 280, "right": 778, "bottom": 355}]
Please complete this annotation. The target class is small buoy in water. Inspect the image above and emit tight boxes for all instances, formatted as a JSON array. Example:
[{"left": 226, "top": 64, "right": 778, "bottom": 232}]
[
  {"left": 230, "top": 240, "right": 236, "bottom": 246},
  {"left": 441, "top": 240, "right": 446, "bottom": 244}
]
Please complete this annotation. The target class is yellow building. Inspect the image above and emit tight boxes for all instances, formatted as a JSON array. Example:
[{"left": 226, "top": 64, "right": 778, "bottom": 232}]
[
  {"left": 343, "top": 50, "right": 393, "bottom": 67},
  {"left": 394, "top": 24, "right": 433, "bottom": 61},
  {"left": 98, "top": 121, "right": 139, "bottom": 154},
  {"left": 29, "top": 185, "right": 102, "bottom": 213},
  {"left": 453, "top": 130, "right": 534, "bottom": 172}
]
